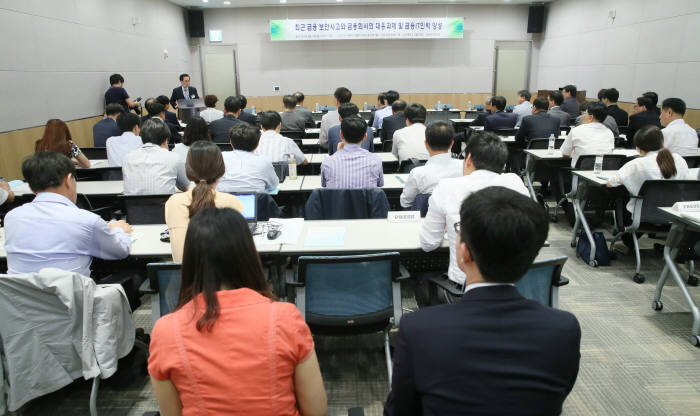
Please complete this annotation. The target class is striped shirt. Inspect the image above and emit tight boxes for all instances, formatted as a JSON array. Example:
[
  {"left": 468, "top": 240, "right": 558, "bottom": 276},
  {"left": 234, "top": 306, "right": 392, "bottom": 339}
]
[
  {"left": 320, "top": 144, "right": 384, "bottom": 189},
  {"left": 122, "top": 143, "right": 189, "bottom": 195}
]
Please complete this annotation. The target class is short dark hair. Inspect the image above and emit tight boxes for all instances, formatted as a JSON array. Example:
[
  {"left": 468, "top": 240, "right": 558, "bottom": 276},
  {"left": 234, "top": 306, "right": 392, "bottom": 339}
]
[
  {"left": 549, "top": 91, "right": 564, "bottom": 106},
  {"left": 518, "top": 90, "right": 531, "bottom": 101},
  {"left": 282, "top": 95, "right": 297, "bottom": 110},
  {"left": 109, "top": 73, "right": 124, "bottom": 85},
  {"left": 459, "top": 187, "right": 548, "bottom": 283},
  {"left": 224, "top": 96, "right": 242, "bottom": 113},
  {"left": 140, "top": 118, "right": 170, "bottom": 145},
  {"left": 563, "top": 85, "right": 577, "bottom": 96},
  {"left": 229, "top": 123, "right": 261, "bottom": 151},
  {"left": 182, "top": 116, "right": 210, "bottom": 146},
  {"left": 586, "top": 101, "right": 608, "bottom": 122},
  {"left": 643, "top": 91, "right": 658, "bottom": 107},
  {"left": 378, "top": 92, "right": 387, "bottom": 104},
  {"left": 179, "top": 73, "right": 190, "bottom": 81},
  {"left": 404, "top": 103, "right": 426, "bottom": 123},
  {"left": 105, "top": 103, "right": 125, "bottom": 116},
  {"left": 340, "top": 117, "right": 367, "bottom": 144},
  {"left": 334, "top": 87, "right": 352, "bottom": 104},
  {"left": 238, "top": 95, "right": 247, "bottom": 109},
  {"left": 491, "top": 96, "right": 507, "bottom": 111},
  {"left": 117, "top": 113, "right": 140, "bottom": 133},
  {"left": 465, "top": 132, "right": 508, "bottom": 173},
  {"left": 293, "top": 91, "right": 305, "bottom": 103},
  {"left": 156, "top": 95, "right": 170, "bottom": 107},
  {"left": 148, "top": 102, "right": 165, "bottom": 116},
  {"left": 391, "top": 100, "right": 407, "bottom": 112},
  {"left": 385, "top": 90, "right": 400, "bottom": 105},
  {"left": 603, "top": 88, "right": 620, "bottom": 102},
  {"left": 636, "top": 96, "right": 654, "bottom": 111},
  {"left": 662, "top": 98, "right": 686, "bottom": 116},
  {"left": 204, "top": 95, "right": 218, "bottom": 108},
  {"left": 22, "top": 152, "right": 76, "bottom": 193},
  {"left": 425, "top": 121, "right": 454, "bottom": 151},
  {"left": 597, "top": 89, "right": 607, "bottom": 101},
  {"left": 338, "top": 103, "right": 359, "bottom": 119},
  {"left": 260, "top": 110, "right": 282, "bottom": 130},
  {"left": 533, "top": 97, "right": 549, "bottom": 111}
]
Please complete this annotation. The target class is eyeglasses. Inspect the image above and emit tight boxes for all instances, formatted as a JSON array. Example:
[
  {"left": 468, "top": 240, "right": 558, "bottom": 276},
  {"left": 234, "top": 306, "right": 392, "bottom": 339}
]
[{"left": 453, "top": 222, "right": 461, "bottom": 234}]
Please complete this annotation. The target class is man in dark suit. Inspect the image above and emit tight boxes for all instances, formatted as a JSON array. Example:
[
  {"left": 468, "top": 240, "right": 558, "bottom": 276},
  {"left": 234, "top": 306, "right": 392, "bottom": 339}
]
[
  {"left": 380, "top": 100, "right": 407, "bottom": 144},
  {"left": 209, "top": 96, "right": 244, "bottom": 143},
  {"left": 468, "top": 96, "right": 493, "bottom": 127},
  {"left": 560, "top": 84, "right": 580, "bottom": 118},
  {"left": 237, "top": 95, "right": 258, "bottom": 125},
  {"left": 548, "top": 91, "right": 570, "bottom": 127},
  {"left": 385, "top": 187, "right": 581, "bottom": 416},
  {"left": 626, "top": 96, "right": 662, "bottom": 147},
  {"left": 293, "top": 91, "right": 314, "bottom": 126},
  {"left": 602, "top": 88, "right": 628, "bottom": 127},
  {"left": 643, "top": 91, "right": 661, "bottom": 115},
  {"left": 327, "top": 103, "right": 374, "bottom": 155},
  {"left": 144, "top": 102, "right": 179, "bottom": 144},
  {"left": 93, "top": 103, "right": 124, "bottom": 147},
  {"left": 515, "top": 97, "right": 560, "bottom": 147},
  {"left": 169, "top": 73, "right": 199, "bottom": 109},
  {"left": 484, "top": 96, "right": 517, "bottom": 131},
  {"left": 156, "top": 95, "right": 181, "bottom": 129}
]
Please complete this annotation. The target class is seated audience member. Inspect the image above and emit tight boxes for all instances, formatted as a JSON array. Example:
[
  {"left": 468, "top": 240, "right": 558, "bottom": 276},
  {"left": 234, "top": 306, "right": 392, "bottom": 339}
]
[
  {"left": 199, "top": 95, "right": 224, "bottom": 124},
  {"left": 392, "top": 104, "right": 429, "bottom": 162},
  {"left": 122, "top": 119, "right": 189, "bottom": 195},
  {"left": 399, "top": 121, "right": 462, "bottom": 209},
  {"left": 321, "top": 117, "right": 383, "bottom": 189},
  {"left": 293, "top": 91, "right": 314, "bottom": 125},
  {"left": 165, "top": 141, "right": 242, "bottom": 262},
  {"left": 368, "top": 92, "right": 387, "bottom": 128},
  {"left": 372, "top": 90, "right": 400, "bottom": 130},
  {"left": 560, "top": 84, "right": 580, "bottom": 118},
  {"left": 0, "top": 178, "right": 15, "bottom": 206},
  {"left": 484, "top": 96, "right": 517, "bottom": 131},
  {"left": 561, "top": 102, "right": 615, "bottom": 167},
  {"left": 643, "top": 91, "right": 661, "bottom": 115},
  {"left": 172, "top": 116, "right": 210, "bottom": 163},
  {"left": 149, "top": 207, "right": 327, "bottom": 416},
  {"left": 280, "top": 94, "right": 307, "bottom": 132},
  {"left": 513, "top": 90, "right": 533, "bottom": 126},
  {"left": 145, "top": 102, "right": 179, "bottom": 143},
  {"left": 255, "top": 111, "right": 307, "bottom": 164},
  {"left": 217, "top": 123, "right": 279, "bottom": 193},
  {"left": 386, "top": 187, "right": 581, "bottom": 416},
  {"left": 156, "top": 95, "right": 180, "bottom": 128},
  {"left": 35, "top": 119, "right": 91, "bottom": 168},
  {"left": 608, "top": 125, "right": 689, "bottom": 254},
  {"left": 380, "top": 100, "right": 407, "bottom": 143},
  {"left": 328, "top": 103, "right": 375, "bottom": 155},
  {"left": 237, "top": 95, "right": 258, "bottom": 125},
  {"left": 93, "top": 103, "right": 124, "bottom": 147},
  {"left": 420, "top": 132, "right": 529, "bottom": 304},
  {"left": 4, "top": 152, "right": 132, "bottom": 275},
  {"left": 548, "top": 91, "right": 570, "bottom": 127},
  {"left": 319, "top": 87, "right": 352, "bottom": 149},
  {"left": 626, "top": 96, "right": 662, "bottom": 148},
  {"left": 602, "top": 88, "right": 629, "bottom": 127},
  {"left": 515, "top": 96, "right": 560, "bottom": 148},
  {"left": 660, "top": 98, "right": 698, "bottom": 156},
  {"left": 575, "top": 102, "right": 619, "bottom": 137},
  {"left": 140, "top": 98, "right": 156, "bottom": 124},
  {"left": 210, "top": 96, "right": 245, "bottom": 143},
  {"left": 470, "top": 96, "right": 494, "bottom": 127},
  {"left": 106, "top": 113, "right": 142, "bottom": 167}
]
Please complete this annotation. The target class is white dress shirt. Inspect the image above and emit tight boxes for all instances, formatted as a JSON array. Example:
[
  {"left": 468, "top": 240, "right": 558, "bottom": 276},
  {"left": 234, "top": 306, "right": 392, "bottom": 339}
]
[
  {"left": 420, "top": 170, "right": 529, "bottom": 285},
  {"left": 255, "top": 130, "right": 306, "bottom": 164},
  {"left": 513, "top": 101, "right": 533, "bottom": 126},
  {"left": 122, "top": 143, "right": 189, "bottom": 195},
  {"left": 171, "top": 143, "right": 190, "bottom": 164},
  {"left": 319, "top": 110, "right": 340, "bottom": 148},
  {"left": 464, "top": 282, "right": 514, "bottom": 293},
  {"left": 560, "top": 122, "right": 615, "bottom": 167},
  {"left": 608, "top": 150, "right": 690, "bottom": 212},
  {"left": 662, "top": 119, "right": 699, "bottom": 156},
  {"left": 392, "top": 123, "right": 429, "bottom": 162},
  {"left": 399, "top": 153, "right": 463, "bottom": 208},
  {"left": 199, "top": 108, "right": 224, "bottom": 124},
  {"left": 217, "top": 150, "right": 279, "bottom": 193},
  {"left": 106, "top": 132, "right": 142, "bottom": 167},
  {"left": 373, "top": 106, "right": 393, "bottom": 130}
]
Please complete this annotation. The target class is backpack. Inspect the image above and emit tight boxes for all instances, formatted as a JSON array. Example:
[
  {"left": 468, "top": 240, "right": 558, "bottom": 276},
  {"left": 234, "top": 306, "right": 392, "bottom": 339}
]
[{"left": 576, "top": 231, "right": 611, "bottom": 266}]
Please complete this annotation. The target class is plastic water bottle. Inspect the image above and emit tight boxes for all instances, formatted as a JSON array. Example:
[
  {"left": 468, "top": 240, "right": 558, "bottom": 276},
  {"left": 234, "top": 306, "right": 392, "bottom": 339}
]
[
  {"left": 437, "top": 100, "right": 441, "bottom": 110},
  {"left": 594, "top": 155, "right": 604, "bottom": 176},
  {"left": 251, "top": 105, "right": 256, "bottom": 115},
  {"left": 288, "top": 154, "right": 297, "bottom": 180},
  {"left": 315, "top": 103, "right": 320, "bottom": 112},
  {"left": 547, "top": 134, "right": 555, "bottom": 154},
  {"left": 363, "top": 101, "right": 368, "bottom": 111},
  {"left": 467, "top": 100, "right": 472, "bottom": 110}
]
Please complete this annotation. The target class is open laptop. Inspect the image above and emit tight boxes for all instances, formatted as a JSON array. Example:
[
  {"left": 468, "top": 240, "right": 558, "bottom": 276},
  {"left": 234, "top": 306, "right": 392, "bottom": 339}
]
[{"left": 234, "top": 193, "right": 257, "bottom": 233}]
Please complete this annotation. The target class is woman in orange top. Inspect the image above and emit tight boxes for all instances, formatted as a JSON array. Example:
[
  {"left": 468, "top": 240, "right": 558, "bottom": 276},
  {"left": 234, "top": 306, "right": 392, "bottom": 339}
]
[
  {"left": 35, "top": 119, "right": 91, "bottom": 168},
  {"left": 148, "top": 207, "right": 327, "bottom": 416}
]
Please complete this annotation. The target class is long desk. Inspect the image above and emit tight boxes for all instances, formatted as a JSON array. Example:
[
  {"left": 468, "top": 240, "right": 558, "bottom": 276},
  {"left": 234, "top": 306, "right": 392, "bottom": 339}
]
[
  {"left": 303, "top": 152, "right": 400, "bottom": 174},
  {"left": 81, "top": 159, "right": 109, "bottom": 169},
  {"left": 300, "top": 137, "right": 382, "bottom": 153},
  {"left": 12, "top": 181, "right": 124, "bottom": 197},
  {"left": 298, "top": 174, "right": 408, "bottom": 192}
]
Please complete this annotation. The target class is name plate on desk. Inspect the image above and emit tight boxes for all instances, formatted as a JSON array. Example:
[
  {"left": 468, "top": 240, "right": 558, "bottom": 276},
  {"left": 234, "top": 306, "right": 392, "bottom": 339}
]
[
  {"left": 673, "top": 201, "right": 700, "bottom": 212},
  {"left": 388, "top": 211, "right": 420, "bottom": 223}
]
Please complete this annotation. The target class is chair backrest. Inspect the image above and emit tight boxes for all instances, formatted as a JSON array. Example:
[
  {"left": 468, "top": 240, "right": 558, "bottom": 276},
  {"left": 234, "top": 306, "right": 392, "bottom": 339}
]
[
  {"left": 304, "top": 188, "right": 390, "bottom": 220},
  {"left": 255, "top": 192, "right": 283, "bottom": 220},
  {"left": 81, "top": 147, "right": 107, "bottom": 159},
  {"left": 514, "top": 256, "right": 567, "bottom": 307},
  {"left": 683, "top": 155, "right": 700, "bottom": 169},
  {"left": 492, "top": 128, "right": 517, "bottom": 137},
  {"left": 75, "top": 167, "right": 123, "bottom": 181},
  {"left": 398, "top": 158, "right": 426, "bottom": 173},
  {"left": 146, "top": 262, "right": 182, "bottom": 319},
  {"left": 280, "top": 130, "right": 305, "bottom": 141},
  {"left": 117, "top": 194, "right": 170, "bottom": 224},
  {"left": 271, "top": 162, "right": 289, "bottom": 183},
  {"left": 425, "top": 111, "right": 451, "bottom": 124},
  {"left": 637, "top": 180, "right": 700, "bottom": 224},
  {"left": 216, "top": 142, "right": 232, "bottom": 152},
  {"left": 412, "top": 193, "right": 431, "bottom": 217},
  {"left": 528, "top": 138, "right": 565, "bottom": 150},
  {"left": 574, "top": 154, "right": 627, "bottom": 170}
]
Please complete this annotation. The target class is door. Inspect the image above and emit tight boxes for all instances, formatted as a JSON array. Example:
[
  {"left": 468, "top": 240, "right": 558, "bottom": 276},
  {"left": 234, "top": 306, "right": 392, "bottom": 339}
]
[
  {"left": 202, "top": 45, "right": 239, "bottom": 109},
  {"left": 493, "top": 41, "right": 531, "bottom": 106}
]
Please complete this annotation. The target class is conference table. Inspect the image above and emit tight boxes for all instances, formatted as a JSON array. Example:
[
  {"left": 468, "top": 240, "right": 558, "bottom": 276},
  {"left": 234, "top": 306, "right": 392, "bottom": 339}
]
[
  {"left": 300, "top": 137, "right": 382, "bottom": 153},
  {"left": 302, "top": 152, "right": 399, "bottom": 174}
]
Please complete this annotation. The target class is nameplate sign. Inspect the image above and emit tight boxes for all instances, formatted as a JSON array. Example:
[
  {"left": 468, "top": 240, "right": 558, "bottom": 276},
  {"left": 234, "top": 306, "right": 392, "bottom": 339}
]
[
  {"left": 673, "top": 201, "right": 700, "bottom": 212},
  {"left": 388, "top": 211, "right": 421, "bottom": 223}
]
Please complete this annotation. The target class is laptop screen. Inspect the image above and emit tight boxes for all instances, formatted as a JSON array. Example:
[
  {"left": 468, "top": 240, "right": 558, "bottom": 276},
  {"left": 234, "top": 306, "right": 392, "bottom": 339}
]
[{"left": 234, "top": 194, "right": 256, "bottom": 220}]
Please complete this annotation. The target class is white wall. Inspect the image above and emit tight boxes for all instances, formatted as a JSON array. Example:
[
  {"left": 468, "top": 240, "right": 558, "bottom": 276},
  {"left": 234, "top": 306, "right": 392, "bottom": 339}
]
[
  {"left": 0, "top": 0, "right": 195, "bottom": 132},
  {"left": 536, "top": 0, "right": 700, "bottom": 107},
  {"left": 200, "top": 4, "right": 535, "bottom": 98}
]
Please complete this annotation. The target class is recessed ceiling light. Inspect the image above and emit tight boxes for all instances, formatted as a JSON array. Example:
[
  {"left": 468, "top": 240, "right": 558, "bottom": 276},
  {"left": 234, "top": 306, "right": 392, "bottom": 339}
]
[
  {"left": 280, "top": 0, "right": 287, "bottom": 3},
  {"left": 223, "top": 0, "right": 231, "bottom": 4},
  {"left": 202, "top": 0, "right": 208, "bottom": 3},
  {"left": 337, "top": 0, "right": 343, "bottom": 2}
]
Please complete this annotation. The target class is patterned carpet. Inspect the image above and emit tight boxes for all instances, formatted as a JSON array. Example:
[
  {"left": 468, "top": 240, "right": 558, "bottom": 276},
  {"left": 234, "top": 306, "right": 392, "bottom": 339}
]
[{"left": 18, "top": 218, "right": 700, "bottom": 416}]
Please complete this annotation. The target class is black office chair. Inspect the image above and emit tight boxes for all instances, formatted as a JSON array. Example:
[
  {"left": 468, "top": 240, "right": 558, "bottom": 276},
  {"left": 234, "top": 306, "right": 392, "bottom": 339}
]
[
  {"left": 411, "top": 193, "right": 431, "bottom": 217},
  {"left": 398, "top": 158, "right": 426, "bottom": 173},
  {"left": 140, "top": 262, "right": 182, "bottom": 320},
  {"left": 255, "top": 193, "right": 283, "bottom": 221},
  {"left": 271, "top": 162, "right": 289, "bottom": 183},
  {"left": 81, "top": 147, "right": 108, "bottom": 159},
  {"left": 304, "top": 188, "right": 390, "bottom": 220},
  {"left": 684, "top": 155, "right": 700, "bottom": 169},
  {"left": 280, "top": 130, "right": 305, "bottom": 142},
  {"left": 216, "top": 143, "right": 232, "bottom": 152},
  {"left": 117, "top": 194, "right": 170, "bottom": 224},
  {"left": 528, "top": 137, "right": 565, "bottom": 150},
  {"left": 492, "top": 128, "right": 517, "bottom": 137},
  {"left": 75, "top": 167, "right": 123, "bottom": 181}
]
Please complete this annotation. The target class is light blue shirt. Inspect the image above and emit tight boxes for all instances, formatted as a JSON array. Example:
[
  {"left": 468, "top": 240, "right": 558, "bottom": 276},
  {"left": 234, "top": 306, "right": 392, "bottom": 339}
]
[
  {"left": 373, "top": 106, "right": 393, "bottom": 130},
  {"left": 320, "top": 144, "right": 383, "bottom": 189},
  {"left": 4, "top": 192, "right": 131, "bottom": 276},
  {"left": 513, "top": 101, "right": 533, "bottom": 126},
  {"left": 217, "top": 150, "right": 280, "bottom": 193},
  {"left": 106, "top": 131, "right": 142, "bottom": 167}
]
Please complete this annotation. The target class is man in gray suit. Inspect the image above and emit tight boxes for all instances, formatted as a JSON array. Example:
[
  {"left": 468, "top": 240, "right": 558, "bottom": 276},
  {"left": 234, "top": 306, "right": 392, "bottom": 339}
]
[
  {"left": 560, "top": 85, "right": 580, "bottom": 118},
  {"left": 548, "top": 91, "right": 570, "bottom": 127},
  {"left": 293, "top": 91, "right": 314, "bottom": 126}
]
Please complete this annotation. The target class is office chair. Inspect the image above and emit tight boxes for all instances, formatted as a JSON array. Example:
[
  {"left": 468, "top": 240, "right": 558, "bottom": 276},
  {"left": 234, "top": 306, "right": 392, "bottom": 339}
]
[{"left": 117, "top": 194, "right": 170, "bottom": 224}]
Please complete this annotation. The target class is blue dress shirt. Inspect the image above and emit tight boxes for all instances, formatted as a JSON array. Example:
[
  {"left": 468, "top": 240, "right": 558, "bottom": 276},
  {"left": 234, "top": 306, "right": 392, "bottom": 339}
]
[
  {"left": 217, "top": 150, "right": 280, "bottom": 193},
  {"left": 327, "top": 125, "right": 374, "bottom": 155},
  {"left": 320, "top": 144, "right": 384, "bottom": 189}
]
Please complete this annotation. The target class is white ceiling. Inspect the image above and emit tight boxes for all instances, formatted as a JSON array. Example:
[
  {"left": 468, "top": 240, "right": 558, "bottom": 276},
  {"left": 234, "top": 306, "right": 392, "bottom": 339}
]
[{"left": 168, "top": 0, "right": 551, "bottom": 8}]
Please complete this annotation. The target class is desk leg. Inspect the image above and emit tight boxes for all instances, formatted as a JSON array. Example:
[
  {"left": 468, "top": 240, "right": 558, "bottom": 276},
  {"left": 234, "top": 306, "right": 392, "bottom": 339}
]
[
  {"left": 573, "top": 196, "right": 597, "bottom": 266},
  {"left": 525, "top": 154, "right": 537, "bottom": 201}
]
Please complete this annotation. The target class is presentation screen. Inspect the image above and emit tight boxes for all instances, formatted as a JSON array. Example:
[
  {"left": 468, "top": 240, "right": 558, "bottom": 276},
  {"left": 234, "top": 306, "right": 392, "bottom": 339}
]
[{"left": 270, "top": 17, "right": 463, "bottom": 41}]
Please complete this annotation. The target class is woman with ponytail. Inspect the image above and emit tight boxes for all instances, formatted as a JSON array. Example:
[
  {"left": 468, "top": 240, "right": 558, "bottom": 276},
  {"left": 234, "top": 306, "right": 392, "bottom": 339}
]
[{"left": 165, "top": 140, "right": 242, "bottom": 261}]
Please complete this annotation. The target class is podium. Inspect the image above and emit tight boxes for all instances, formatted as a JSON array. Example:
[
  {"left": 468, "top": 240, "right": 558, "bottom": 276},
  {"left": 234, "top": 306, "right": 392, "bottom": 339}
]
[{"left": 177, "top": 99, "right": 206, "bottom": 124}]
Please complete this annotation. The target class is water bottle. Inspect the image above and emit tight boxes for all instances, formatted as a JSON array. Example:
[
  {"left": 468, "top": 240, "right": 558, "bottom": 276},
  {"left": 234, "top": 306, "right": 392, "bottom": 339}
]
[
  {"left": 363, "top": 101, "right": 368, "bottom": 111},
  {"left": 288, "top": 153, "right": 297, "bottom": 180},
  {"left": 594, "top": 155, "right": 604, "bottom": 176},
  {"left": 437, "top": 100, "right": 441, "bottom": 110},
  {"left": 547, "top": 134, "right": 555, "bottom": 154},
  {"left": 251, "top": 105, "right": 256, "bottom": 115},
  {"left": 467, "top": 100, "right": 472, "bottom": 110},
  {"left": 315, "top": 102, "right": 320, "bottom": 112}
]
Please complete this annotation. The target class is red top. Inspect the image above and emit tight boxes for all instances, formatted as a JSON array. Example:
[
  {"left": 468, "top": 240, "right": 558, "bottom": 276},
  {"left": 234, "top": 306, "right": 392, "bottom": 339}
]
[{"left": 148, "top": 288, "right": 314, "bottom": 416}]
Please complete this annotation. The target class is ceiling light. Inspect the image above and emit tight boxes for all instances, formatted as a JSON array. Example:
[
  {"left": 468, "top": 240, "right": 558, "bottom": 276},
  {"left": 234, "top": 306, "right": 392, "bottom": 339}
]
[
  {"left": 280, "top": 0, "right": 287, "bottom": 3},
  {"left": 337, "top": 0, "right": 343, "bottom": 2},
  {"left": 223, "top": 0, "right": 231, "bottom": 3},
  {"left": 202, "top": 0, "right": 208, "bottom": 3}
]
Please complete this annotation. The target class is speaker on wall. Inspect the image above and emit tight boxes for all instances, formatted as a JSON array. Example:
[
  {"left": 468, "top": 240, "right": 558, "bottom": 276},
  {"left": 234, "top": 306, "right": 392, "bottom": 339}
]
[
  {"left": 527, "top": 5, "right": 545, "bottom": 33},
  {"left": 187, "top": 9, "right": 205, "bottom": 38}
]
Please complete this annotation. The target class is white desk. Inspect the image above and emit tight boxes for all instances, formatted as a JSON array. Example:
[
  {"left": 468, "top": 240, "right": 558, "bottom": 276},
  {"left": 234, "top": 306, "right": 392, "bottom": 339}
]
[
  {"left": 81, "top": 159, "right": 109, "bottom": 169},
  {"left": 301, "top": 137, "right": 381, "bottom": 147},
  {"left": 450, "top": 118, "right": 477, "bottom": 124},
  {"left": 278, "top": 177, "right": 305, "bottom": 192},
  {"left": 299, "top": 174, "right": 408, "bottom": 191},
  {"left": 310, "top": 152, "right": 398, "bottom": 164},
  {"left": 12, "top": 181, "right": 124, "bottom": 197}
]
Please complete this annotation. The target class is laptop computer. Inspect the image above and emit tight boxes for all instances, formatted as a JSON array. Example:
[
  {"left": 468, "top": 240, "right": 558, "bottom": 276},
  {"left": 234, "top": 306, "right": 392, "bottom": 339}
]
[{"left": 234, "top": 193, "right": 257, "bottom": 233}]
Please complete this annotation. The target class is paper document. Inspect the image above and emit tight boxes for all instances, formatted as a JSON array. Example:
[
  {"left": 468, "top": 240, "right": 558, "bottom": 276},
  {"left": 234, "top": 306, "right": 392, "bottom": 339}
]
[
  {"left": 271, "top": 218, "right": 305, "bottom": 245},
  {"left": 304, "top": 227, "right": 346, "bottom": 247}
]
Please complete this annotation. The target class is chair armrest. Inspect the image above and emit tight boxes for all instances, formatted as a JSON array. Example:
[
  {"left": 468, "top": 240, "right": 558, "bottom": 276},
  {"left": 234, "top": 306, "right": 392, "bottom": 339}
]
[
  {"left": 429, "top": 275, "right": 463, "bottom": 296},
  {"left": 138, "top": 279, "right": 157, "bottom": 295},
  {"left": 554, "top": 276, "right": 570, "bottom": 287},
  {"left": 393, "top": 265, "right": 411, "bottom": 281}
]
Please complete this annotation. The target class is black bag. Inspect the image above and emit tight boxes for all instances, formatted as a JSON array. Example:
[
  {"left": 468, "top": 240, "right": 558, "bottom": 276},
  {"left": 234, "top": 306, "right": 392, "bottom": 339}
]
[{"left": 576, "top": 231, "right": 611, "bottom": 266}]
